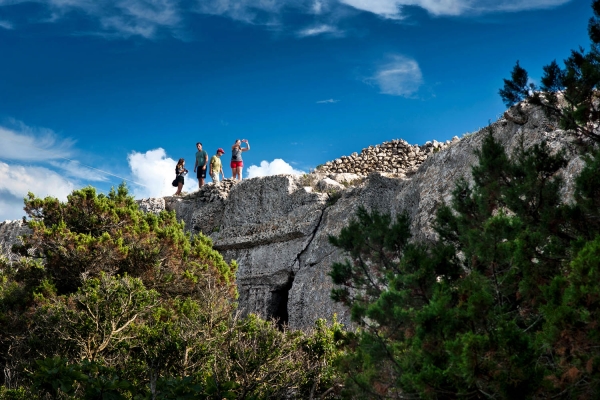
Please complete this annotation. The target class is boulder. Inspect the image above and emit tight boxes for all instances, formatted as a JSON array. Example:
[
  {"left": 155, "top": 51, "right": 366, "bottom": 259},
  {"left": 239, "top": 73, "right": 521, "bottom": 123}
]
[{"left": 316, "top": 178, "right": 345, "bottom": 192}]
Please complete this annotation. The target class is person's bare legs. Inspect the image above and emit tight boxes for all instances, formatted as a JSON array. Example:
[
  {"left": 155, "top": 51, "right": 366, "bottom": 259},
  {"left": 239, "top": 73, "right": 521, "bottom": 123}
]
[
  {"left": 175, "top": 182, "right": 183, "bottom": 195},
  {"left": 236, "top": 166, "right": 243, "bottom": 180}
]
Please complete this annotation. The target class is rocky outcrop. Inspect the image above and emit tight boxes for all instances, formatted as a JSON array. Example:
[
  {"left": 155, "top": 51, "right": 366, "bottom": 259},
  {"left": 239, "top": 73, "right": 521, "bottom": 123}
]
[
  {"left": 134, "top": 103, "right": 586, "bottom": 330},
  {"left": 0, "top": 220, "right": 30, "bottom": 263},
  {"left": 1, "top": 103, "right": 588, "bottom": 331}
]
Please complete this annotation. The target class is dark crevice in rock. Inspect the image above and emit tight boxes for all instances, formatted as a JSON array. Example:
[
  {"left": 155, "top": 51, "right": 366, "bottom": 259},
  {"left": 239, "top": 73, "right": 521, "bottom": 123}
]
[
  {"left": 213, "top": 231, "right": 306, "bottom": 251},
  {"left": 271, "top": 273, "right": 294, "bottom": 329},
  {"left": 294, "top": 208, "right": 326, "bottom": 271},
  {"left": 270, "top": 208, "right": 327, "bottom": 328}
]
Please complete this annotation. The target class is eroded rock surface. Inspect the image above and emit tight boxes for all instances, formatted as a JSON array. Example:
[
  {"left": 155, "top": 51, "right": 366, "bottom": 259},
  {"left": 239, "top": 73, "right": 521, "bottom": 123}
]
[
  {"left": 135, "top": 103, "right": 587, "bottom": 330},
  {"left": 0, "top": 220, "right": 30, "bottom": 263},
  {"left": 2, "top": 103, "right": 587, "bottom": 331}
]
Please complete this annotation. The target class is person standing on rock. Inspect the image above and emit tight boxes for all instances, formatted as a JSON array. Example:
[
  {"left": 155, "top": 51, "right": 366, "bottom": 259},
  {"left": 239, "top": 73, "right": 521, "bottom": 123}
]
[
  {"left": 174, "top": 158, "right": 188, "bottom": 196},
  {"left": 210, "top": 148, "right": 226, "bottom": 183},
  {"left": 194, "top": 142, "right": 209, "bottom": 188},
  {"left": 231, "top": 139, "right": 250, "bottom": 181}
]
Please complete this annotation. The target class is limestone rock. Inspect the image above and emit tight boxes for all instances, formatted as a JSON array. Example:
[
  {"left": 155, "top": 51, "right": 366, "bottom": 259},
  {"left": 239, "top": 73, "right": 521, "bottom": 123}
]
[
  {"left": 1, "top": 103, "right": 588, "bottom": 332},
  {"left": 137, "top": 197, "right": 165, "bottom": 214},
  {"left": 316, "top": 178, "right": 344, "bottom": 192},
  {"left": 0, "top": 220, "right": 30, "bottom": 262}
]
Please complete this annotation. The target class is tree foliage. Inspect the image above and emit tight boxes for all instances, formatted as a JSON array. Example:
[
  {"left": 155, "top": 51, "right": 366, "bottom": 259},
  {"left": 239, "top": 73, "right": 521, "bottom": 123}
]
[
  {"left": 500, "top": 0, "right": 600, "bottom": 142},
  {"left": 329, "top": 130, "right": 600, "bottom": 398},
  {"left": 0, "top": 184, "right": 343, "bottom": 399}
]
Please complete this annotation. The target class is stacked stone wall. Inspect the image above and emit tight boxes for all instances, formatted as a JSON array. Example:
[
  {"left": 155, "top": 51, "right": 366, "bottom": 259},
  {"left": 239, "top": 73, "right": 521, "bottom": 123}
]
[
  {"left": 316, "top": 136, "right": 460, "bottom": 176},
  {"left": 156, "top": 137, "right": 464, "bottom": 205}
]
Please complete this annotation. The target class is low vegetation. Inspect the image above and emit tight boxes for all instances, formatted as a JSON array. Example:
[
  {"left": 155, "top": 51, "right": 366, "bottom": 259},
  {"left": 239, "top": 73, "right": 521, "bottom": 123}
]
[
  {"left": 329, "top": 131, "right": 600, "bottom": 398},
  {"left": 2, "top": 2, "right": 600, "bottom": 399},
  {"left": 0, "top": 185, "right": 343, "bottom": 399},
  {"left": 326, "top": 3, "right": 600, "bottom": 397}
]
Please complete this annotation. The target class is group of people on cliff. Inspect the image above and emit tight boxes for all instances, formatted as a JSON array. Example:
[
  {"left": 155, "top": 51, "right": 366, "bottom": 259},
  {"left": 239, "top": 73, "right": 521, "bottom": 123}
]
[{"left": 173, "top": 139, "right": 250, "bottom": 196}]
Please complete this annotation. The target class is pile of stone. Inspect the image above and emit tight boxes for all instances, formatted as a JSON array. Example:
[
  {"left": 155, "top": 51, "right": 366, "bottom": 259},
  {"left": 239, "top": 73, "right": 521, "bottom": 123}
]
[
  {"left": 316, "top": 137, "right": 460, "bottom": 176},
  {"left": 184, "top": 179, "right": 238, "bottom": 203}
]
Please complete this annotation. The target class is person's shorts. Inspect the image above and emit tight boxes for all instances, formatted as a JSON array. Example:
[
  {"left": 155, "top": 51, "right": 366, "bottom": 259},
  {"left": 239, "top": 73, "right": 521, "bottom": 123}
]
[
  {"left": 196, "top": 167, "right": 207, "bottom": 179},
  {"left": 231, "top": 161, "right": 243, "bottom": 169},
  {"left": 211, "top": 172, "right": 220, "bottom": 182},
  {"left": 175, "top": 175, "right": 185, "bottom": 185}
]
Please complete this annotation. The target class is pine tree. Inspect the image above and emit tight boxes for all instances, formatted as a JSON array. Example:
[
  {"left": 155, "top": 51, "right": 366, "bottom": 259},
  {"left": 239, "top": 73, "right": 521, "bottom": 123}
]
[
  {"left": 500, "top": 0, "right": 600, "bottom": 142},
  {"left": 329, "top": 131, "right": 600, "bottom": 398}
]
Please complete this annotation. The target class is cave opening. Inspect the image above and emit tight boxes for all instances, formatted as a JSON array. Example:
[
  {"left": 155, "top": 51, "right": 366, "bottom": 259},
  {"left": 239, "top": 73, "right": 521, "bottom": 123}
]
[{"left": 271, "top": 273, "right": 294, "bottom": 329}]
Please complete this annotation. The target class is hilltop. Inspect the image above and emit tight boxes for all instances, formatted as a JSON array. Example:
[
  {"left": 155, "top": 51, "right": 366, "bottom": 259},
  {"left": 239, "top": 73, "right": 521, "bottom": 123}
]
[{"left": 0, "top": 102, "right": 586, "bottom": 329}]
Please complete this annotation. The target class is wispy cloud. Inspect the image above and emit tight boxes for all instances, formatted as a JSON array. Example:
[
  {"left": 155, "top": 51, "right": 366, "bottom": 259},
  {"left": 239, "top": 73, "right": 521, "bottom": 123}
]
[
  {"left": 367, "top": 54, "right": 423, "bottom": 97},
  {"left": 316, "top": 98, "right": 339, "bottom": 103},
  {"left": 128, "top": 148, "right": 197, "bottom": 198},
  {"left": 297, "top": 23, "right": 341, "bottom": 37},
  {"left": 0, "top": 119, "right": 136, "bottom": 205},
  {"left": 338, "top": 0, "right": 571, "bottom": 18},
  {"left": 0, "top": 162, "right": 75, "bottom": 221},
  {"left": 1, "top": 0, "right": 182, "bottom": 38},
  {"left": 0, "top": 0, "right": 571, "bottom": 38},
  {"left": 48, "top": 160, "right": 110, "bottom": 182},
  {"left": 0, "top": 121, "right": 75, "bottom": 162},
  {"left": 194, "top": 0, "right": 290, "bottom": 26},
  {"left": 338, "top": 0, "right": 405, "bottom": 19},
  {"left": 483, "top": 0, "right": 571, "bottom": 13},
  {"left": 0, "top": 20, "right": 13, "bottom": 29},
  {"left": 246, "top": 159, "right": 305, "bottom": 178},
  {"left": 98, "top": 0, "right": 181, "bottom": 38},
  {"left": 311, "top": 0, "right": 325, "bottom": 14}
]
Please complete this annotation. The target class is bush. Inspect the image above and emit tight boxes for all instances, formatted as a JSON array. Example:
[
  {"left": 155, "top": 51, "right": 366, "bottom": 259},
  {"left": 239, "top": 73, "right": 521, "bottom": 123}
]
[{"left": 0, "top": 184, "right": 342, "bottom": 399}]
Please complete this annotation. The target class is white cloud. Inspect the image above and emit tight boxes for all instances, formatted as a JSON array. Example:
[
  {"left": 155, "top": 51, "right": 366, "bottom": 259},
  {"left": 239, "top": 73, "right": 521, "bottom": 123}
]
[
  {"left": 338, "top": 0, "right": 404, "bottom": 18},
  {"left": 316, "top": 98, "right": 339, "bottom": 103},
  {"left": 98, "top": 0, "right": 181, "bottom": 38},
  {"left": 246, "top": 159, "right": 305, "bottom": 178},
  {"left": 127, "top": 148, "right": 197, "bottom": 198},
  {"left": 194, "top": 0, "right": 290, "bottom": 25},
  {"left": 338, "top": 0, "right": 571, "bottom": 18},
  {"left": 368, "top": 55, "right": 423, "bottom": 97},
  {"left": 297, "top": 23, "right": 340, "bottom": 37},
  {"left": 311, "top": 0, "right": 324, "bottom": 14},
  {"left": 0, "top": 0, "right": 572, "bottom": 37},
  {"left": 194, "top": 0, "right": 572, "bottom": 21},
  {"left": 0, "top": 162, "right": 75, "bottom": 221},
  {"left": 0, "top": 122, "right": 75, "bottom": 162},
  {"left": 0, "top": 0, "right": 181, "bottom": 38},
  {"left": 481, "top": 0, "right": 571, "bottom": 13}
]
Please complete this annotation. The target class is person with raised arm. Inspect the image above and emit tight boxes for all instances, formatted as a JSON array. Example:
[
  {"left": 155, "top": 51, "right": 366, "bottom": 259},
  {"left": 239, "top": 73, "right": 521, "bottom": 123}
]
[{"left": 231, "top": 139, "right": 250, "bottom": 181}]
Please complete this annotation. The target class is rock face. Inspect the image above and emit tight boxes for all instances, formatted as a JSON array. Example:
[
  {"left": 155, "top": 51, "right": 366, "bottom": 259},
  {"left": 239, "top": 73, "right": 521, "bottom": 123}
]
[
  {"left": 135, "top": 103, "right": 585, "bottom": 330},
  {"left": 0, "top": 220, "right": 30, "bottom": 263},
  {"left": 1, "top": 103, "right": 587, "bottom": 331}
]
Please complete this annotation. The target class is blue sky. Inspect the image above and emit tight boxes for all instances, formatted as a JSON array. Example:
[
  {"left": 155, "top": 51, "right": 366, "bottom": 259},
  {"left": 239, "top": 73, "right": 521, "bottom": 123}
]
[{"left": 0, "top": 0, "right": 592, "bottom": 220}]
